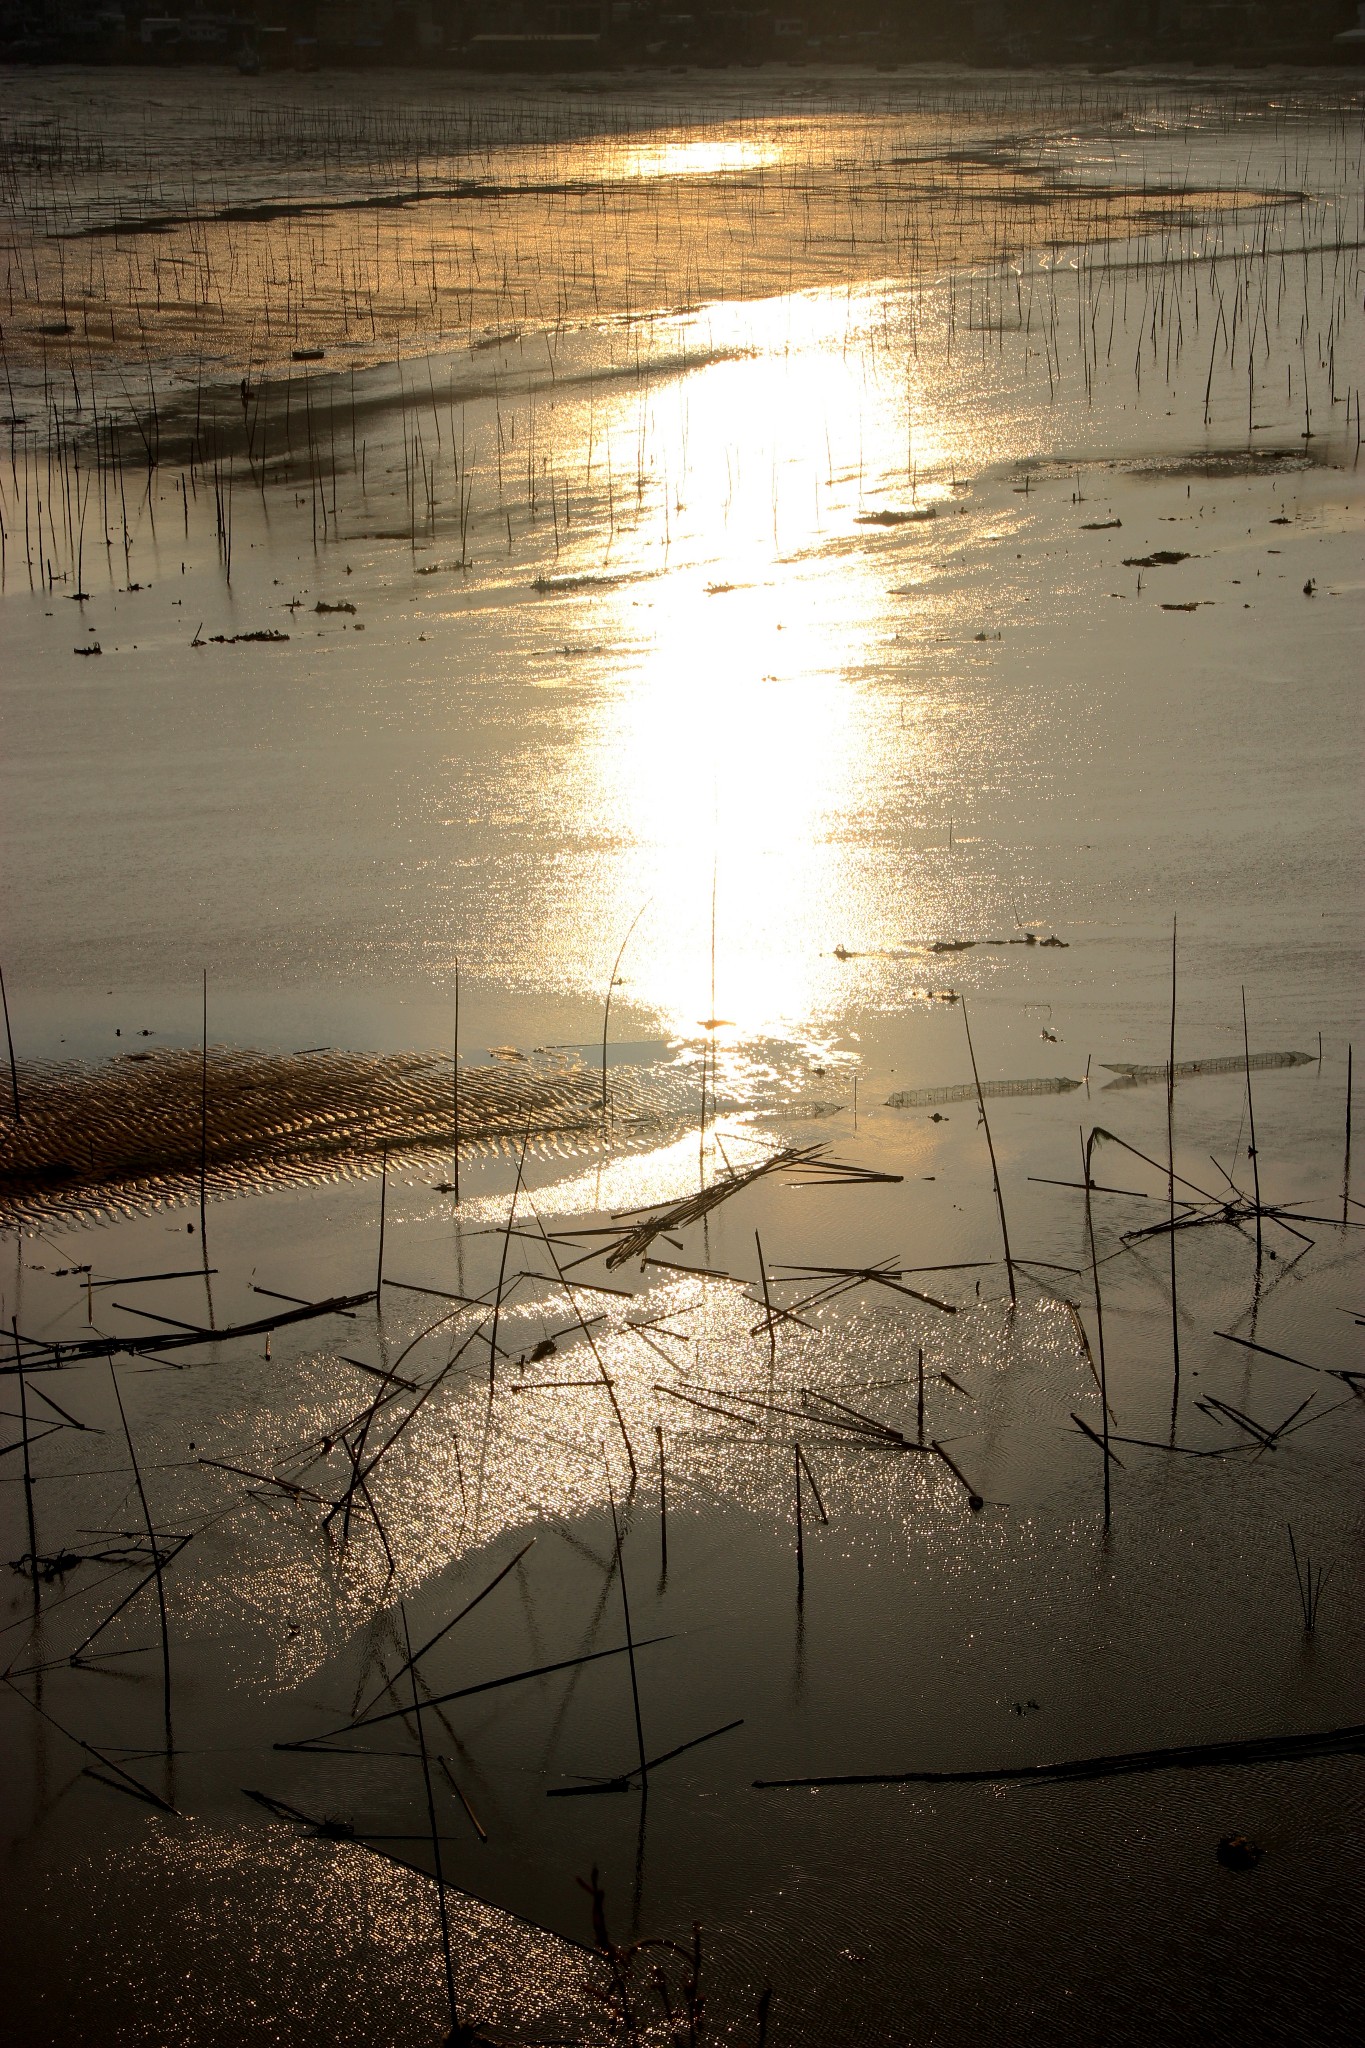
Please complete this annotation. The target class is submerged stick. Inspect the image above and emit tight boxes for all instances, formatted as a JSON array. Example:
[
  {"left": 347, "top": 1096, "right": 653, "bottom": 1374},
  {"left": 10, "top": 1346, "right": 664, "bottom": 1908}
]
[
  {"left": 656, "top": 1423, "right": 667, "bottom": 1582},
  {"left": 961, "top": 998, "right": 1016, "bottom": 1303}
]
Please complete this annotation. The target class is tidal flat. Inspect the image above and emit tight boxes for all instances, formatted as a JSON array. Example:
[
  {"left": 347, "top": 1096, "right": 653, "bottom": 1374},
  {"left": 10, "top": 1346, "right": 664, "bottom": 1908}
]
[{"left": 1, "top": 63, "right": 1362, "bottom": 2048}]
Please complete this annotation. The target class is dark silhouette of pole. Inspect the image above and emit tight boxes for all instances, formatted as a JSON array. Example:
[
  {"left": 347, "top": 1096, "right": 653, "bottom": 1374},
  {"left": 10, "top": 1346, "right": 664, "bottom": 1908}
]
[
  {"left": 962, "top": 997, "right": 1016, "bottom": 1303},
  {"left": 0, "top": 957, "right": 20, "bottom": 1122}
]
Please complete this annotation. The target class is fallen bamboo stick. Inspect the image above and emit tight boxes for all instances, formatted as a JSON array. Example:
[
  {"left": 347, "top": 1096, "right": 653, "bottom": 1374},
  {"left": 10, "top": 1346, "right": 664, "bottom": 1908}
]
[{"left": 753, "top": 1723, "right": 1365, "bottom": 1790}]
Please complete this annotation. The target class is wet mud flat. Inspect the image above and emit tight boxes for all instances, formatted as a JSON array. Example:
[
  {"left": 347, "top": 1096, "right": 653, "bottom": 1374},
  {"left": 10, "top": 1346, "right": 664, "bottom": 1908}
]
[
  {"left": 1, "top": 61, "right": 1363, "bottom": 2048},
  {"left": 0, "top": 1044, "right": 698, "bottom": 1226}
]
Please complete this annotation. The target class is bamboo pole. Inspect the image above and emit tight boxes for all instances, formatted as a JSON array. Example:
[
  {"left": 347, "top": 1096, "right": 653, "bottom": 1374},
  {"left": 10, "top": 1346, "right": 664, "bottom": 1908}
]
[
  {"left": 1082, "top": 1134, "right": 1112, "bottom": 1528},
  {"left": 1241, "top": 987, "right": 1263, "bottom": 1266},
  {"left": 1167, "top": 917, "right": 1180, "bottom": 1433},
  {"left": 961, "top": 997, "right": 1016, "bottom": 1303},
  {"left": 1344, "top": 1043, "right": 1354, "bottom": 1225},
  {"left": 107, "top": 1358, "right": 172, "bottom": 1753},
  {"left": 607, "top": 1471, "right": 648, "bottom": 1791},
  {"left": 0, "top": 956, "right": 20, "bottom": 1122}
]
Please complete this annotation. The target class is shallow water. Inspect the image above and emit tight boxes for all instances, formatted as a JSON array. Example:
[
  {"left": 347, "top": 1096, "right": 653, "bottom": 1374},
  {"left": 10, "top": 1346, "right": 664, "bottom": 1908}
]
[{"left": 1, "top": 65, "right": 1363, "bottom": 2048}]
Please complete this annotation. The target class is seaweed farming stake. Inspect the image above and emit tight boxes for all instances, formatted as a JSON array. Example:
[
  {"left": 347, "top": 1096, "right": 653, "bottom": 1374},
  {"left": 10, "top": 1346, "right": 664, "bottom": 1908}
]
[
  {"left": 399, "top": 1599, "right": 460, "bottom": 2041},
  {"left": 376, "top": 1144, "right": 389, "bottom": 1296},
  {"left": 487, "top": 1130, "right": 529, "bottom": 1393},
  {"left": 1081, "top": 1133, "right": 1112, "bottom": 1528},
  {"left": 756, "top": 1230, "right": 777, "bottom": 1369},
  {"left": 1241, "top": 987, "right": 1263, "bottom": 1266},
  {"left": 0, "top": 955, "right": 20, "bottom": 1121},
  {"left": 796, "top": 1443, "right": 828, "bottom": 1523},
  {"left": 199, "top": 969, "right": 208, "bottom": 1266},
  {"left": 1167, "top": 917, "right": 1180, "bottom": 1435},
  {"left": 1345, "top": 1043, "right": 1354, "bottom": 1227},
  {"left": 607, "top": 1469, "right": 649, "bottom": 1791},
  {"left": 530, "top": 1202, "right": 637, "bottom": 1482},
  {"left": 961, "top": 997, "right": 1016, "bottom": 1302},
  {"left": 917, "top": 1346, "right": 926, "bottom": 1447},
  {"left": 12, "top": 1320, "right": 38, "bottom": 1602},
  {"left": 602, "top": 899, "right": 650, "bottom": 1125},
  {"left": 107, "top": 1357, "right": 173, "bottom": 1755},
  {"left": 794, "top": 1443, "right": 804, "bottom": 1598},
  {"left": 1287, "top": 1525, "right": 1331, "bottom": 1633},
  {"left": 656, "top": 1423, "right": 668, "bottom": 1583},
  {"left": 452, "top": 956, "right": 460, "bottom": 1204}
]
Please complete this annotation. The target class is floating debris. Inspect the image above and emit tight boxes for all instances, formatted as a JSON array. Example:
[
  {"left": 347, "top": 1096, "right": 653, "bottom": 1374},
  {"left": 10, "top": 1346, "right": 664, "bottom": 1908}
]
[{"left": 856, "top": 506, "right": 936, "bottom": 526}]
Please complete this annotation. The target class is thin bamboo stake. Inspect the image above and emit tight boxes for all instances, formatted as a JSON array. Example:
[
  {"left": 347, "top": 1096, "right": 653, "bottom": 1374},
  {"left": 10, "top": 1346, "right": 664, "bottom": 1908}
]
[
  {"left": 1345, "top": 1043, "right": 1354, "bottom": 1226},
  {"left": 0, "top": 955, "right": 20, "bottom": 1122},
  {"left": 1242, "top": 987, "right": 1263, "bottom": 1266},
  {"left": 601, "top": 900, "right": 649, "bottom": 1124},
  {"left": 107, "top": 1358, "right": 172, "bottom": 1752},
  {"left": 376, "top": 1144, "right": 389, "bottom": 1296},
  {"left": 399, "top": 1599, "right": 459, "bottom": 2038},
  {"left": 1082, "top": 1133, "right": 1112, "bottom": 1528},
  {"left": 916, "top": 1345, "right": 925, "bottom": 1447},
  {"left": 794, "top": 1442, "right": 804, "bottom": 1596},
  {"left": 756, "top": 1230, "right": 776, "bottom": 1368},
  {"left": 452, "top": 956, "right": 460, "bottom": 1204},
  {"left": 656, "top": 1423, "right": 668, "bottom": 1582},
  {"left": 607, "top": 1470, "right": 648, "bottom": 1791},
  {"left": 486, "top": 1130, "right": 528, "bottom": 1393},
  {"left": 961, "top": 997, "right": 1016, "bottom": 1302},
  {"left": 12, "top": 1319, "right": 38, "bottom": 1591},
  {"left": 198, "top": 969, "right": 208, "bottom": 1259},
  {"left": 1167, "top": 917, "right": 1180, "bottom": 1434}
]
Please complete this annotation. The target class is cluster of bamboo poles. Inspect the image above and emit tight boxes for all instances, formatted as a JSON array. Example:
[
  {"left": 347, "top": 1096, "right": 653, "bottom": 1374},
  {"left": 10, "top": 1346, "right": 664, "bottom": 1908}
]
[{"left": 2, "top": 72, "right": 1361, "bottom": 597}]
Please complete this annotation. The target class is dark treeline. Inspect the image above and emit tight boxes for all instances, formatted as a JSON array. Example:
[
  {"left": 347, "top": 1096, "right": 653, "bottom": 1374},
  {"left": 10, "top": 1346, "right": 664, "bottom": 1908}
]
[{"left": 2, "top": 1, "right": 1362, "bottom": 73}]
